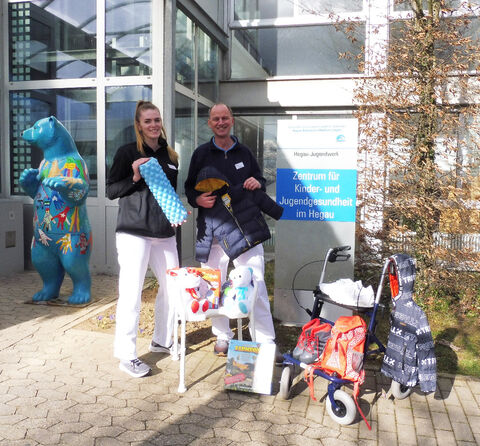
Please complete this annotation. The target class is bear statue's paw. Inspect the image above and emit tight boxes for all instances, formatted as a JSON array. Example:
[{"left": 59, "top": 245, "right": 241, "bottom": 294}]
[
  {"left": 20, "top": 168, "right": 40, "bottom": 185},
  {"left": 19, "top": 169, "right": 41, "bottom": 198},
  {"left": 67, "top": 292, "right": 91, "bottom": 305},
  {"left": 42, "top": 176, "right": 88, "bottom": 204},
  {"left": 43, "top": 176, "right": 68, "bottom": 190},
  {"left": 32, "top": 289, "right": 58, "bottom": 302}
]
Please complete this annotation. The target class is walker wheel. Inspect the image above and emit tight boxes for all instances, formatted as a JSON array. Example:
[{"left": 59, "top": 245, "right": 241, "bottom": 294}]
[
  {"left": 390, "top": 380, "right": 412, "bottom": 400},
  {"left": 325, "top": 389, "right": 357, "bottom": 425},
  {"left": 278, "top": 365, "right": 293, "bottom": 400}
]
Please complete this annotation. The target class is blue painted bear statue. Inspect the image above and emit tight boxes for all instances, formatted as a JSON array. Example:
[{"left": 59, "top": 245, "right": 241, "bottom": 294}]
[{"left": 19, "top": 116, "right": 92, "bottom": 304}]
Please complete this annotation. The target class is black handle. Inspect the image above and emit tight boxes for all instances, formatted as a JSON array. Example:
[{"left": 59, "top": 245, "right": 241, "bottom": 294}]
[
  {"left": 332, "top": 245, "right": 351, "bottom": 253},
  {"left": 327, "top": 246, "right": 351, "bottom": 263}
]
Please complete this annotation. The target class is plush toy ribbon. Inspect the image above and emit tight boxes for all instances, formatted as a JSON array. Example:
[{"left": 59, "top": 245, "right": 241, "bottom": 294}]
[{"left": 139, "top": 158, "right": 188, "bottom": 226}]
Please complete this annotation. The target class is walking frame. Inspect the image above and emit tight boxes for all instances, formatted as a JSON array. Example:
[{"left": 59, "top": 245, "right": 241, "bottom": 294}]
[{"left": 279, "top": 246, "right": 411, "bottom": 426}]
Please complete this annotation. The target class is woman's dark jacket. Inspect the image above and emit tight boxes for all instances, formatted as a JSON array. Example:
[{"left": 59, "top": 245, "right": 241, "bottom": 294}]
[
  {"left": 192, "top": 166, "right": 283, "bottom": 262},
  {"left": 106, "top": 139, "right": 177, "bottom": 238},
  {"left": 381, "top": 254, "right": 437, "bottom": 393}
]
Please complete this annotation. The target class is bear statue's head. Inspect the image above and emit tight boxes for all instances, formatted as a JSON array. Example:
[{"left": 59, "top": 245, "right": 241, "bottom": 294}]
[
  {"left": 22, "top": 116, "right": 76, "bottom": 157},
  {"left": 229, "top": 266, "right": 254, "bottom": 288}
]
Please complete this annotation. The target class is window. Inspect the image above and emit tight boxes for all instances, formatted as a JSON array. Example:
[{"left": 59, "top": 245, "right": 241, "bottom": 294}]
[
  {"left": 9, "top": 0, "right": 97, "bottom": 81},
  {"left": 176, "top": 9, "right": 195, "bottom": 90},
  {"left": 232, "top": 113, "right": 281, "bottom": 253},
  {"left": 174, "top": 93, "right": 195, "bottom": 195},
  {"left": 105, "top": 0, "right": 152, "bottom": 77},
  {"left": 393, "top": 1, "right": 471, "bottom": 12},
  {"left": 7, "top": 1, "right": 155, "bottom": 199},
  {"left": 390, "top": 16, "right": 480, "bottom": 70},
  {"left": 174, "top": 6, "right": 222, "bottom": 196},
  {"left": 231, "top": 24, "right": 364, "bottom": 78},
  {"left": 197, "top": 103, "right": 211, "bottom": 145},
  {"left": 230, "top": 0, "right": 365, "bottom": 79},
  {"left": 386, "top": 112, "right": 480, "bottom": 185},
  {"left": 175, "top": 9, "right": 220, "bottom": 100},
  {"left": 105, "top": 86, "right": 152, "bottom": 173},
  {"left": 198, "top": 30, "right": 218, "bottom": 100},
  {"left": 234, "top": 0, "right": 363, "bottom": 20},
  {"left": 9, "top": 88, "right": 98, "bottom": 195}
]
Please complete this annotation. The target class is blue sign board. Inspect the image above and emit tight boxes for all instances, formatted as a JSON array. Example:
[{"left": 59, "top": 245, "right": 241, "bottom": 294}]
[{"left": 276, "top": 168, "right": 357, "bottom": 222}]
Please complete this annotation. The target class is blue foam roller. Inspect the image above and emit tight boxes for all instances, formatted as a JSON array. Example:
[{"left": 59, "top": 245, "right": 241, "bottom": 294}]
[{"left": 139, "top": 158, "right": 188, "bottom": 226}]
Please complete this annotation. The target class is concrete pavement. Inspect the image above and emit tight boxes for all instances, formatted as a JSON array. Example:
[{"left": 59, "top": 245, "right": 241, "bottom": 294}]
[{"left": 0, "top": 271, "right": 479, "bottom": 445}]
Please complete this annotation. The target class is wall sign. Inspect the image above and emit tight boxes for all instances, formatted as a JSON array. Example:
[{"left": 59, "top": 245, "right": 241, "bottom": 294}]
[{"left": 276, "top": 119, "right": 358, "bottom": 222}]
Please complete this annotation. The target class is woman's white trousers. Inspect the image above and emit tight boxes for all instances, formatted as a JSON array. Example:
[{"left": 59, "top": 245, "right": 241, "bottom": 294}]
[{"left": 114, "top": 232, "right": 178, "bottom": 361}]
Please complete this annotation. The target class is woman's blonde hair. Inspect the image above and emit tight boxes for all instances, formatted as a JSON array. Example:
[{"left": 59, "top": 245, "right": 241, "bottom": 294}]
[{"left": 134, "top": 100, "right": 179, "bottom": 166}]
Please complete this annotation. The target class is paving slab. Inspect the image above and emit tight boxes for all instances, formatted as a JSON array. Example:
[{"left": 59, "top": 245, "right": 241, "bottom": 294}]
[{"left": 0, "top": 272, "right": 478, "bottom": 445}]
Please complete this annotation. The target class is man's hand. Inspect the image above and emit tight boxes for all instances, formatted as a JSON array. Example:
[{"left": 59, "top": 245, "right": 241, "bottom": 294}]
[
  {"left": 132, "top": 157, "right": 151, "bottom": 182},
  {"left": 243, "top": 177, "right": 261, "bottom": 190},
  {"left": 196, "top": 192, "right": 216, "bottom": 208}
]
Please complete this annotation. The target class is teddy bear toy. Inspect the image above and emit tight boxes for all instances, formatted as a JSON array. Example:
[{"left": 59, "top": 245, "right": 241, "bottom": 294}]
[
  {"left": 19, "top": 116, "right": 92, "bottom": 305},
  {"left": 220, "top": 266, "right": 255, "bottom": 318}
]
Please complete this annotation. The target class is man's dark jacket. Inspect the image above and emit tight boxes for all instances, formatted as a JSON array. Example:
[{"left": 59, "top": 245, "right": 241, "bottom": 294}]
[
  {"left": 192, "top": 166, "right": 283, "bottom": 262},
  {"left": 185, "top": 136, "right": 267, "bottom": 204},
  {"left": 381, "top": 254, "right": 437, "bottom": 393}
]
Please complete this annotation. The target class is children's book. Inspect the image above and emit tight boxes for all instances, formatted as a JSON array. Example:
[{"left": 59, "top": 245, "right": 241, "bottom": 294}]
[{"left": 224, "top": 340, "right": 275, "bottom": 394}]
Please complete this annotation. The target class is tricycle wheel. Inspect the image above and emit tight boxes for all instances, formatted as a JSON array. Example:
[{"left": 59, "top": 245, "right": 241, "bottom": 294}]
[
  {"left": 390, "top": 380, "right": 412, "bottom": 400},
  {"left": 326, "top": 389, "right": 356, "bottom": 425},
  {"left": 278, "top": 366, "right": 293, "bottom": 399}
]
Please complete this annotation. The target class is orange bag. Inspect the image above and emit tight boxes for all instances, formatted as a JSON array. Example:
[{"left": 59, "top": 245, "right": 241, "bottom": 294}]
[{"left": 319, "top": 315, "right": 367, "bottom": 381}]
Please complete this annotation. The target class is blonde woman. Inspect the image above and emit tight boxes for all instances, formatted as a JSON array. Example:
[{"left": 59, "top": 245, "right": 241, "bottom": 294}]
[{"left": 107, "top": 100, "right": 179, "bottom": 377}]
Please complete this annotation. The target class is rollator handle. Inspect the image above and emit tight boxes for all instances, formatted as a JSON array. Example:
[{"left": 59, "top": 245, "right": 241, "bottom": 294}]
[
  {"left": 327, "top": 246, "right": 351, "bottom": 263},
  {"left": 332, "top": 245, "right": 351, "bottom": 253}
]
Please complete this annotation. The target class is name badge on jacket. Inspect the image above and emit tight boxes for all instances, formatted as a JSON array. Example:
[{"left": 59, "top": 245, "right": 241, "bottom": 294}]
[{"left": 235, "top": 162, "right": 244, "bottom": 170}]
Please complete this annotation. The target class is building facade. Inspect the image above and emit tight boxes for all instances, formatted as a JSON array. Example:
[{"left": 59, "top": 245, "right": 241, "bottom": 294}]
[{"left": 1, "top": 1, "right": 478, "bottom": 286}]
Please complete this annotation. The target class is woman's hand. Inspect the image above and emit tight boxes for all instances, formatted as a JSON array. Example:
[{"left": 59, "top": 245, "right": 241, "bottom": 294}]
[
  {"left": 196, "top": 192, "right": 216, "bottom": 208},
  {"left": 243, "top": 177, "right": 261, "bottom": 190},
  {"left": 132, "top": 157, "right": 151, "bottom": 182}
]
